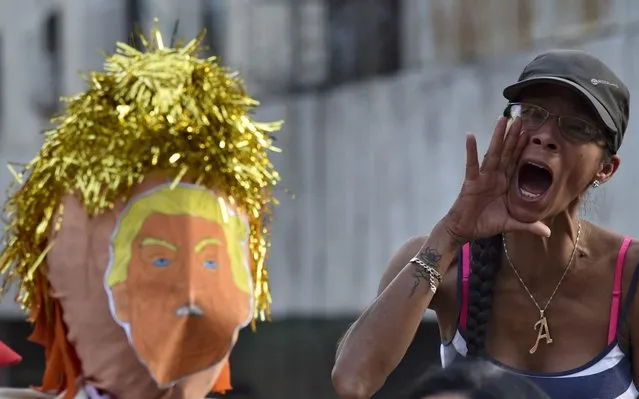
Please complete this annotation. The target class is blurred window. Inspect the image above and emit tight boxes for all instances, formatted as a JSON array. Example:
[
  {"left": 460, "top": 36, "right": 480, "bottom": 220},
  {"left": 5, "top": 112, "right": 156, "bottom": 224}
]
[
  {"left": 35, "top": 11, "right": 61, "bottom": 117},
  {"left": 126, "top": 0, "right": 143, "bottom": 48},
  {"left": 326, "top": 0, "right": 401, "bottom": 85},
  {"left": 0, "top": 33, "right": 3, "bottom": 131},
  {"left": 201, "top": 0, "right": 226, "bottom": 57}
]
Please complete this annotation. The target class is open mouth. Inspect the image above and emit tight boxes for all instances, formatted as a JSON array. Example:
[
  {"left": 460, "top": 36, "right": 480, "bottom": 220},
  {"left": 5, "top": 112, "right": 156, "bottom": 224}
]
[{"left": 517, "top": 162, "right": 553, "bottom": 200}]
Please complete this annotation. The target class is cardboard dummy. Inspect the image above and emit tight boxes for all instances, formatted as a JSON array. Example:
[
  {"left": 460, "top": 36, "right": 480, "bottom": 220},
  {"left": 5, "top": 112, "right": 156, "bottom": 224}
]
[{"left": 0, "top": 26, "right": 282, "bottom": 399}]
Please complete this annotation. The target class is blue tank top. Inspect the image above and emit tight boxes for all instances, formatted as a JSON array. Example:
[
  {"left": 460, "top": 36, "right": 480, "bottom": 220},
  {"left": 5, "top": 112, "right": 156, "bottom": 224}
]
[{"left": 440, "top": 237, "right": 639, "bottom": 399}]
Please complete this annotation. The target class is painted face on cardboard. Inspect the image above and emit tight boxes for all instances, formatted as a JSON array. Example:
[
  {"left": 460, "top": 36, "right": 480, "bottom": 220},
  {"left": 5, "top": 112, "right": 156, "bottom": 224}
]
[
  {"left": 46, "top": 174, "right": 253, "bottom": 399},
  {"left": 106, "top": 184, "right": 253, "bottom": 386}
]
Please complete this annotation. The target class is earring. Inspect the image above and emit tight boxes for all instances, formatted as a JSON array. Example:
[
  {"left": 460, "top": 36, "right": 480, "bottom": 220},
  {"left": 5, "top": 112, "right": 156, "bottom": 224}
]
[{"left": 592, "top": 180, "right": 600, "bottom": 188}]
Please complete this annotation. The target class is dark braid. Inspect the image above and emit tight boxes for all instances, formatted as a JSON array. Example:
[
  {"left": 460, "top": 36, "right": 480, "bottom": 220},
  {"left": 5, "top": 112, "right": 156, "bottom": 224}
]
[{"left": 465, "top": 235, "right": 503, "bottom": 358}]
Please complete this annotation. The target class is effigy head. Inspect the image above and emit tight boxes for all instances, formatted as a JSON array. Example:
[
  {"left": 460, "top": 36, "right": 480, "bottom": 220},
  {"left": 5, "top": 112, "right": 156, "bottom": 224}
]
[{"left": 0, "top": 26, "right": 282, "bottom": 399}]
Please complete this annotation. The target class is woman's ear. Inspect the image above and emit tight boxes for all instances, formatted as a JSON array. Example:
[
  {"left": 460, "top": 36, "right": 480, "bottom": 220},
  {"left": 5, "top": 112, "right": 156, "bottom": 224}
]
[{"left": 594, "top": 154, "right": 620, "bottom": 185}]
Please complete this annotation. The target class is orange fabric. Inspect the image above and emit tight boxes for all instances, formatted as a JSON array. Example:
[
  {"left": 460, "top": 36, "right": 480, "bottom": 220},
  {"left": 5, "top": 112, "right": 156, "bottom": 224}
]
[
  {"left": 212, "top": 360, "right": 232, "bottom": 393},
  {"left": 29, "top": 286, "right": 81, "bottom": 399}
]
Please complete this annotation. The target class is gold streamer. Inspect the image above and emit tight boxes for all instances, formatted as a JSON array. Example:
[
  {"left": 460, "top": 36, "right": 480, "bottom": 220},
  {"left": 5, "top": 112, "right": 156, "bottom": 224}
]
[{"left": 0, "top": 27, "right": 282, "bottom": 326}]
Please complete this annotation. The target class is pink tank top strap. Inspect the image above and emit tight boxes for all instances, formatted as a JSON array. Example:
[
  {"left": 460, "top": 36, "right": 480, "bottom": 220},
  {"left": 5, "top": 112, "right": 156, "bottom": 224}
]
[
  {"left": 460, "top": 243, "right": 471, "bottom": 330},
  {"left": 608, "top": 236, "right": 633, "bottom": 344}
]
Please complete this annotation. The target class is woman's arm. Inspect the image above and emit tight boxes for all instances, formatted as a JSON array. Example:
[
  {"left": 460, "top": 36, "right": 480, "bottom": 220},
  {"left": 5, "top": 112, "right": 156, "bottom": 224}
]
[
  {"left": 331, "top": 118, "right": 536, "bottom": 399},
  {"left": 331, "top": 219, "right": 460, "bottom": 399}
]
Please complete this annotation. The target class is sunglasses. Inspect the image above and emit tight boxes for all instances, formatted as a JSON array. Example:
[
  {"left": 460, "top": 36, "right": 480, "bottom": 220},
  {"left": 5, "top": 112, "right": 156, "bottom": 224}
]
[{"left": 504, "top": 103, "right": 605, "bottom": 145}]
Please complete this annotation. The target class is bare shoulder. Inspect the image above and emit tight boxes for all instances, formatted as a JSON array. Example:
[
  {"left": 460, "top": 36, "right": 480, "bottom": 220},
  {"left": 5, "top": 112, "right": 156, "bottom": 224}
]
[
  {"left": 620, "top": 231, "right": 639, "bottom": 300},
  {"left": 377, "top": 235, "right": 460, "bottom": 312},
  {"left": 584, "top": 222, "right": 639, "bottom": 297}
]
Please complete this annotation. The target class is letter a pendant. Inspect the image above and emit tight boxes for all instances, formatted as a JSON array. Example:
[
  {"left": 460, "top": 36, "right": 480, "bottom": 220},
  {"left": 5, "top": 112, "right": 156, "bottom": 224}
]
[{"left": 529, "top": 310, "right": 553, "bottom": 354}]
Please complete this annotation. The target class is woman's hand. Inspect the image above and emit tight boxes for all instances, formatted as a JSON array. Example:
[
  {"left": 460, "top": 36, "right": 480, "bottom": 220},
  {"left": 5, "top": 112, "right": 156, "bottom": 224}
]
[{"left": 443, "top": 116, "right": 551, "bottom": 242}]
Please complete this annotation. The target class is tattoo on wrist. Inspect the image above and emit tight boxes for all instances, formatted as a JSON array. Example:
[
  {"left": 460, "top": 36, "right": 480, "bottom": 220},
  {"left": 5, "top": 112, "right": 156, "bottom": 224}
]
[
  {"left": 409, "top": 247, "right": 442, "bottom": 298},
  {"left": 417, "top": 247, "right": 443, "bottom": 268}
]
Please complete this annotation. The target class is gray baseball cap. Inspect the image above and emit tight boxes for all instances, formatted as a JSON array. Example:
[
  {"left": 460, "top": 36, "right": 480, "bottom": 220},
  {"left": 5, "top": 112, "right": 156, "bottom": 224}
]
[{"left": 503, "top": 50, "right": 630, "bottom": 153}]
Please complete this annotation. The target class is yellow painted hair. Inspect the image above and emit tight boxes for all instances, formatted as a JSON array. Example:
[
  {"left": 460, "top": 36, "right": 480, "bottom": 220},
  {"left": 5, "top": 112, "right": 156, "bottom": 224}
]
[{"left": 108, "top": 184, "right": 251, "bottom": 293}]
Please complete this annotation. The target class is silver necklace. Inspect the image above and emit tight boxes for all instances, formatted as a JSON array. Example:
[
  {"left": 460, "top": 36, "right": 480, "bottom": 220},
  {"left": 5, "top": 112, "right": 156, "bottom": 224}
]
[{"left": 501, "top": 220, "right": 581, "bottom": 354}]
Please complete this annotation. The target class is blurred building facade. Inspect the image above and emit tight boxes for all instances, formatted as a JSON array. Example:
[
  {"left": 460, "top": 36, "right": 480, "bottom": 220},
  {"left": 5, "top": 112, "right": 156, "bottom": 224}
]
[{"left": 1, "top": 0, "right": 639, "bottom": 397}]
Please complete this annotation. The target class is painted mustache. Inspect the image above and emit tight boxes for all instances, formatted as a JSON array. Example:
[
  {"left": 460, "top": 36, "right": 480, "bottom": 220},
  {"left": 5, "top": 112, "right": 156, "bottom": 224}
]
[{"left": 175, "top": 304, "right": 204, "bottom": 317}]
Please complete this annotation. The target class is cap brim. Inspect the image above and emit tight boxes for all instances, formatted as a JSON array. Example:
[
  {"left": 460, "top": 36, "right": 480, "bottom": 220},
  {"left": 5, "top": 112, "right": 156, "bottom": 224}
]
[
  {"left": 0, "top": 341, "right": 21, "bottom": 367},
  {"left": 503, "top": 76, "right": 617, "bottom": 133}
]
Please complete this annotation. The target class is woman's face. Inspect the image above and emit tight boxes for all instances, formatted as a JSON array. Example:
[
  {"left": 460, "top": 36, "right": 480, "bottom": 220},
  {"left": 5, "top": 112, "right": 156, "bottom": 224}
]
[{"left": 505, "top": 84, "right": 620, "bottom": 223}]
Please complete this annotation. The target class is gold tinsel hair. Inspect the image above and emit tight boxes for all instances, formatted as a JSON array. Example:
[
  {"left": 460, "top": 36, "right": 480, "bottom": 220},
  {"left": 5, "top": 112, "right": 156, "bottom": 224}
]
[{"left": 0, "top": 28, "right": 282, "bottom": 325}]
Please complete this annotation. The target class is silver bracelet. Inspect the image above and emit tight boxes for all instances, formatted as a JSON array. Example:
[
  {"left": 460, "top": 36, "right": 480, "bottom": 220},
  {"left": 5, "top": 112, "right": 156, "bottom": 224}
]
[{"left": 409, "top": 256, "right": 442, "bottom": 294}]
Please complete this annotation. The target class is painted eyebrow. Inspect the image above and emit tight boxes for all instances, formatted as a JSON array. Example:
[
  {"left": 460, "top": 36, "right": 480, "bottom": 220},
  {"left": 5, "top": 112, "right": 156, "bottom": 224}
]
[
  {"left": 194, "top": 238, "right": 220, "bottom": 253},
  {"left": 140, "top": 238, "right": 178, "bottom": 251}
]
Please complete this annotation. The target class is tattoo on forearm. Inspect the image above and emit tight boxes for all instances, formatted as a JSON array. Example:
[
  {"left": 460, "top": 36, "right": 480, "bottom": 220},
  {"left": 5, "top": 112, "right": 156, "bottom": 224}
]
[
  {"left": 409, "top": 264, "right": 431, "bottom": 297},
  {"left": 409, "top": 247, "right": 442, "bottom": 298}
]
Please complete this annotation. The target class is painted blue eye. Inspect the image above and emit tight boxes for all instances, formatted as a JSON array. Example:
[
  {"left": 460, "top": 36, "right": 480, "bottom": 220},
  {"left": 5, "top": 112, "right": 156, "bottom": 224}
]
[
  {"left": 152, "top": 258, "right": 171, "bottom": 267},
  {"left": 203, "top": 260, "right": 218, "bottom": 269}
]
